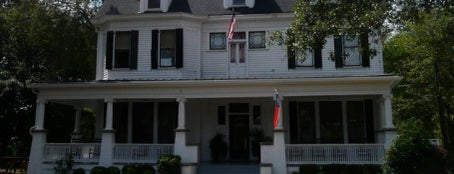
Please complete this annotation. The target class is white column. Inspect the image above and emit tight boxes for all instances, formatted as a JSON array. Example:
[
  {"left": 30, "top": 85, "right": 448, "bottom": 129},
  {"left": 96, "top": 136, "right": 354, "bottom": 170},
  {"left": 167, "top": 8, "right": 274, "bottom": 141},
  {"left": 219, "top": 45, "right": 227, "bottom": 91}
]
[
  {"left": 28, "top": 99, "right": 47, "bottom": 174},
  {"left": 105, "top": 98, "right": 114, "bottom": 130},
  {"left": 174, "top": 97, "right": 188, "bottom": 161},
  {"left": 99, "top": 98, "right": 115, "bottom": 166},
  {"left": 34, "top": 99, "right": 46, "bottom": 130},
  {"left": 73, "top": 106, "right": 82, "bottom": 133},
  {"left": 177, "top": 97, "right": 186, "bottom": 129},
  {"left": 383, "top": 94, "right": 395, "bottom": 128}
]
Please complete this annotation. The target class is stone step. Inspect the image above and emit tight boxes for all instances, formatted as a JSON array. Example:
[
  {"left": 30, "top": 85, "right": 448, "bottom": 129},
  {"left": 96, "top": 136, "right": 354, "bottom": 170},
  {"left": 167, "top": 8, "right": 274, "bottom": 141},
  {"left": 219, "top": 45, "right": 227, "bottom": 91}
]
[{"left": 197, "top": 163, "right": 260, "bottom": 174}]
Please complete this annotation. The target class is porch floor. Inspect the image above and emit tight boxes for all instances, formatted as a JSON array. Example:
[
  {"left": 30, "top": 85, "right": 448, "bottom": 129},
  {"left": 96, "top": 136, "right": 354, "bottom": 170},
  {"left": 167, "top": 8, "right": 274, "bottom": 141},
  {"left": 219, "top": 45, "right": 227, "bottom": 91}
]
[{"left": 197, "top": 162, "right": 259, "bottom": 174}]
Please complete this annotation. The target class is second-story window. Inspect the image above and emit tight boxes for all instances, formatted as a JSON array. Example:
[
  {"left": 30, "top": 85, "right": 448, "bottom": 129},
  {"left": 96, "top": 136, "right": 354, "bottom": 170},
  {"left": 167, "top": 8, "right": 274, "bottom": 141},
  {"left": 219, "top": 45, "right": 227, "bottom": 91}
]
[
  {"left": 105, "top": 31, "right": 138, "bottom": 70},
  {"left": 248, "top": 31, "right": 266, "bottom": 49},
  {"left": 148, "top": 0, "right": 160, "bottom": 9},
  {"left": 151, "top": 29, "right": 183, "bottom": 69},
  {"left": 230, "top": 32, "right": 246, "bottom": 63},
  {"left": 334, "top": 34, "right": 370, "bottom": 68},
  {"left": 296, "top": 50, "right": 314, "bottom": 67}
]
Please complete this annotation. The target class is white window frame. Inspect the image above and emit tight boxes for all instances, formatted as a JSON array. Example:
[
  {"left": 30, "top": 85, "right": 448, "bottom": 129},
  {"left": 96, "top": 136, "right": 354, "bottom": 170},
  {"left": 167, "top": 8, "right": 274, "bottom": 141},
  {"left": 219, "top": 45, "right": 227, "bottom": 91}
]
[
  {"left": 229, "top": 32, "right": 247, "bottom": 64},
  {"left": 295, "top": 50, "right": 315, "bottom": 67},
  {"left": 158, "top": 29, "right": 177, "bottom": 68},
  {"left": 223, "top": 0, "right": 255, "bottom": 9},
  {"left": 113, "top": 31, "right": 131, "bottom": 69},
  {"left": 343, "top": 36, "right": 362, "bottom": 66}
]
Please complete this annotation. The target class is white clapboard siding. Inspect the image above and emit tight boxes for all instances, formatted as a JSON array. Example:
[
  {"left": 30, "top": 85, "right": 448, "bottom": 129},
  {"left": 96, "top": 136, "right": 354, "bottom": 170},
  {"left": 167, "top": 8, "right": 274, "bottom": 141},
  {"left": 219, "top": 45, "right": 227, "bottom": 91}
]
[{"left": 98, "top": 15, "right": 385, "bottom": 80}]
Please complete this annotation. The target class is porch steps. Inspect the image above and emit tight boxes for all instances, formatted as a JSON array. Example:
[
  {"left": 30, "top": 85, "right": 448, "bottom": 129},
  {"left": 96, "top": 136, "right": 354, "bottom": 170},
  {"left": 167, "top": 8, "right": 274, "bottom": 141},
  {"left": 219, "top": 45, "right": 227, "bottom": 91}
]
[{"left": 197, "top": 162, "right": 260, "bottom": 174}]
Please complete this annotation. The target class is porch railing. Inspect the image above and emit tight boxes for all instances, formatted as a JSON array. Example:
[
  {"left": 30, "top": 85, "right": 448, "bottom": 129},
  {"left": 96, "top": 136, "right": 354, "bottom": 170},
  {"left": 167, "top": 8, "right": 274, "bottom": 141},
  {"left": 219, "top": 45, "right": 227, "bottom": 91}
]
[
  {"left": 113, "top": 144, "right": 174, "bottom": 163},
  {"left": 43, "top": 143, "right": 101, "bottom": 163},
  {"left": 286, "top": 144, "right": 385, "bottom": 165}
]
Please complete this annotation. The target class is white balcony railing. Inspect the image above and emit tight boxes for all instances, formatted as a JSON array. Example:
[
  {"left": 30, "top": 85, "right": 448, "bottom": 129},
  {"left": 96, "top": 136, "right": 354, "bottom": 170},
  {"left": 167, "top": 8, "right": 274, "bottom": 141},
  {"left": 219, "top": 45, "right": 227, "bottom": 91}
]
[
  {"left": 43, "top": 143, "right": 101, "bottom": 163},
  {"left": 286, "top": 144, "right": 385, "bottom": 165},
  {"left": 113, "top": 144, "right": 174, "bottom": 163}
]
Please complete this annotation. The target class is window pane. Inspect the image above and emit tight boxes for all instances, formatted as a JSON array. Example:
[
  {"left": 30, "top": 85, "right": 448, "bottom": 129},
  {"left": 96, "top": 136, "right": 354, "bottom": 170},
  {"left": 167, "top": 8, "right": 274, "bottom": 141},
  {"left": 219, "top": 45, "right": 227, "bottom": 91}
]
[
  {"left": 160, "top": 30, "right": 176, "bottom": 67},
  {"left": 249, "top": 31, "right": 266, "bottom": 49},
  {"left": 298, "top": 102, "right": 316, "bottom": 143},
  {"left": 343, "top": 37, "right": 361, "bottom": 66},
  {"left": 148, "top": 0, "right": 160, "bottom": 8},
  {"left": 158, "top": 102, "right": 177, "bottom": 144},
  {"left": 319, "top": 101, "right": 343, "bottom": 143},
  {"left": 115, "top": 32, "right": 131, "bottom": 68},
  {"left": 239, "top": 43, "right": 245, "bottom": 63},
  {"left": 230, "top": 43, "right": 237, "bottom": 63},
  {"left": 347, "top": 101, "right": 366, "bottom": 143},
  {"left": 296, "top": 50, "right": 314, "bottom": 67},
  {"left": 210, "top": 33, "right": 226, "bottom": 50},
  {"left": 233, "top": 0, "right": 245, "bottom": 5},
  {"left": 233, "top": 32, "right": 246, "bottom": 40},
  {"left": 113, "top": 103, "right": 128, "bottom": 143},
  {"left": 344, "top": 47, "right": 361, "bottom": 66},
  {"left": 133, "top": 102, "right": 154, "bottom": 143}
]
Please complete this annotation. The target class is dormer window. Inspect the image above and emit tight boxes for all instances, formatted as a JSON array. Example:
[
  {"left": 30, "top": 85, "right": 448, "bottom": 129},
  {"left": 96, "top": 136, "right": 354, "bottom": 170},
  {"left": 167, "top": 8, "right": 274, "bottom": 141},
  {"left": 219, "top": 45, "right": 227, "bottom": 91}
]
[
  {"left": 233, "top": 0, "right": 245, "bottom": 6},
  {"left": 148, "top": 0, "right": 160, "bottom": 9},
  {"left": 140, "top": 0, "right": 172, "bottom": 12},
  {"left": 224, "top": 0, "right": 255, "bottom": 9}
]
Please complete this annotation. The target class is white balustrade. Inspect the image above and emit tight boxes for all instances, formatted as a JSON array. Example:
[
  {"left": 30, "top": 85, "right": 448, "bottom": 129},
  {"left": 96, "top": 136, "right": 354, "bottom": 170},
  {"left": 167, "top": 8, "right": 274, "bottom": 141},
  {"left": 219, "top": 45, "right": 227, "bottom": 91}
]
[
  {"left": 286, "top": 144, "right": 385, "bottom": 165},
  {"left": 43, "top": 143, "right": 101, "bottom": 163},
  {"left": 113, "top": 144, "right": 174, "bottom": 163}
]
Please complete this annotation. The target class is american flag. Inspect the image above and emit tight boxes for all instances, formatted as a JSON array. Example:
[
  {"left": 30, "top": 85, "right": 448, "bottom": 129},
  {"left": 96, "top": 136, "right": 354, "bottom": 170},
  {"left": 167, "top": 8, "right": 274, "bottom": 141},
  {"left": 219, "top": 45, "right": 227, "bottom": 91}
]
[
  {"left": 227, "top": 13, "right": 236, "bottom": 40},
  {"left": 273, "top": 91, "right": 280, "bottom": 128}
]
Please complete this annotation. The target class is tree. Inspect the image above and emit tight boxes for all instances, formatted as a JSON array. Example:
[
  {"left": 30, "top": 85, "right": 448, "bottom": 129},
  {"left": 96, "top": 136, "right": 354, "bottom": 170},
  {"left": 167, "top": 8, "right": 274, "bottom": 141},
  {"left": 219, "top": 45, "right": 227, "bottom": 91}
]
[{"left": 0, "top": 0, "right": 99, "bottom": 155}]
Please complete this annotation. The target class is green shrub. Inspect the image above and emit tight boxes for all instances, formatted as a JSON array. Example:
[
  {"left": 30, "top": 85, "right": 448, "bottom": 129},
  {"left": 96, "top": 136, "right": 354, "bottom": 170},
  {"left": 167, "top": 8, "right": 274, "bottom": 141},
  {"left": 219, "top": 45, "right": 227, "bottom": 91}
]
[
  {"left": 106, "top": 166, "right": 120, "bottom": 174},
  {"left": 299, "top": 164, "right": 320, "bottom": 174},
  {"left": 73, "top": 168, "right": 85, "bottom": 174},
  {"left": 291, "top": 172, "right": 299, "bottom": 174},
  {"left": 385, "top": 118, "right": 448, "bottom": 174},
  {"left": 90, "top": 166, "right": 107, "bottom": 174},
  {"left": 122, "top": 164, "right": 138, "bottom": 174},
  {"left": 137, "top": 164, "right": 155, "bottom": 174},
  {"left": 158, "top": 154, "right": 181, "bottom": 174}
]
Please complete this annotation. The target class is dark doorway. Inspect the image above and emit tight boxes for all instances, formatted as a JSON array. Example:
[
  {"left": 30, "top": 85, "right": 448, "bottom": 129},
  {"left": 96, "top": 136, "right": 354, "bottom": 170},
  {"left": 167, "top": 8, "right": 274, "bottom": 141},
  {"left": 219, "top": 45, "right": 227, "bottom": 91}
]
[{"left": 229, "top": 114, "right": 250, "bottom": 160}]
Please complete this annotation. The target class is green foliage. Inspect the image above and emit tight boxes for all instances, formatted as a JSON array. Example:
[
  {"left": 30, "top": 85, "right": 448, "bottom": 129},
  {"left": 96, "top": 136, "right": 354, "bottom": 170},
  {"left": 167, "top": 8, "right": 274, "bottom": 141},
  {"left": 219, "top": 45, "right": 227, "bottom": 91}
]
[
  {"left": 90, "top": 166, "right": 107, "bottom": 174},
  {"left": 73, "top": 168, "right": 86, "bottom": 174},
  {"left": 158, "top": 154, "right": 181, "bottom": 174},
  {"left": 137, "top": 164, "right": 155, "bottom": 174},
  {"left": 209, "top": 133, "right": 228, "bottom": 162},
  {"left": 105, "top": 166, "right": 120, "bottom": 174},
  {"left": 122, "top": 164, "right": 138, "bottom": 174},
  {"left": 299, "top": 164, "right": 320, "bottom": 174},
  {"left": 298, "top": 164, "right": 382, "bottom": 174},
  {"left": 0, "top": 0, "right": 98, "bottom": 156},
  {"left": 385, "top": 118, "right": 448, "bottom": 174},
  {"left": 54, "top": 154, "right": 73, "bottom": 174}
]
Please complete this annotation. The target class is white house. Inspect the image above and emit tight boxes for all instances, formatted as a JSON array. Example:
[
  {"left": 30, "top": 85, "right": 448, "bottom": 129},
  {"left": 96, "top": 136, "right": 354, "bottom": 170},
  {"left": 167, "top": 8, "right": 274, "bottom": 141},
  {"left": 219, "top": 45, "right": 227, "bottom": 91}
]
[{"left": 27, "top": 0, "right": 401, "bottom": 173}]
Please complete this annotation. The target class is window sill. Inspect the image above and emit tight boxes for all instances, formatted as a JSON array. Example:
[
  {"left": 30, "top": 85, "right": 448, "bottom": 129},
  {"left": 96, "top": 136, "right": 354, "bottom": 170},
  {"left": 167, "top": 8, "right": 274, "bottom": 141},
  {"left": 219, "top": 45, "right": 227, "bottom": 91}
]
[
  {"left": 110, "top": 68, "right": 135, "bottom": 71},
  {"left": 339, "top": 66, "right": 368, "bottom": 69},
  {"left": 249, "top": 48, "right": 268, "bottom": 51},
  {"left": 206, "top": 49, "right": 227, "bottom": 52},
  {"left": 292, "top": 67, "right": 322, "bottom": 70},
  {"left": 144, "top": 8, "right": 162, "bottom": 12}
]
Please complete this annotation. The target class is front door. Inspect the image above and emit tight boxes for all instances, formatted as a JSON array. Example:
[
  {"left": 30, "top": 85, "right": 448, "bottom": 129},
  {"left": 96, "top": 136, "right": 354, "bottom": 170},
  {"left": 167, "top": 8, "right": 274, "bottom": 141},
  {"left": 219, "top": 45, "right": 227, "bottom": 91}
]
[
  {"left": 229, "top": 114, "right": 250, "bottom": 160},
  {"left": 229, "top": 33, "right": 247, "bottom": 78}
]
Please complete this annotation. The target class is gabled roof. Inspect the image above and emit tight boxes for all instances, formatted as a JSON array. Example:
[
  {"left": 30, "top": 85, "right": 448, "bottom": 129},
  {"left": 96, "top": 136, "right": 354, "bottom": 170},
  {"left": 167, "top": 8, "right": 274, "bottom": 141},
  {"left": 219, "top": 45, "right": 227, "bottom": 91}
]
[{"left": 97, "top": 0, "right": 296, "bottom": 18}]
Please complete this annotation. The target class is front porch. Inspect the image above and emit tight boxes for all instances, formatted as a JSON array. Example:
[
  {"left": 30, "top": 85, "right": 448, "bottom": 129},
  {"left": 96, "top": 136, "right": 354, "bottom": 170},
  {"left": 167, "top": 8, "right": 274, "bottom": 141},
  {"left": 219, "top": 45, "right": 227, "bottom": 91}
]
[{"left": 28, "top": 77, "right": 400, "bottom": 174}]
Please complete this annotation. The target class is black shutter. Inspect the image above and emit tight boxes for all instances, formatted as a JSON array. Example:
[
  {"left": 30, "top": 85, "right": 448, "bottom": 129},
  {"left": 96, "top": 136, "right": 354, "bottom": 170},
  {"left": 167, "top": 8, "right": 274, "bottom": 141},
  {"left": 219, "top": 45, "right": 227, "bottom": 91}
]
[
  {"left": 175, "top": 28, "right": 183, "bottom": 68},
  {"left": 364, "top": 100, "right": 375, "bottom": 143},
  {"left": 360, "top": 33, "right": 370, "bottom": 67},
  {"left": 334, "top": 37, "right": 343, "bottom": 68},
  {"left": 151, "top": 30, "right": 159, "bottom": 69},
  {"left": 289, "top": 101, "right": 298, "bottom": 144},
  {"left": 130, "top": 30, "right": 139, "bottom": 70},
  {"left": 314, "top": 48, "right": 322, "bottom": 68},
  {"left": 106, "top": 31, "right": 114, "bottom": 70},
  {"left": 287, "top": 45, "right": 296, "bottom": 69}
]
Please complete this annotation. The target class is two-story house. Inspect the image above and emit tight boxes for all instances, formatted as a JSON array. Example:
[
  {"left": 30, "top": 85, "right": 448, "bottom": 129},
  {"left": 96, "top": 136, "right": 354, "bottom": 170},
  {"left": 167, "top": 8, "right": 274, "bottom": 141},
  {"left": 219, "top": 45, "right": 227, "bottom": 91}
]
[{"left": 27, "top": 0, "right": 401, "bottom": 173}]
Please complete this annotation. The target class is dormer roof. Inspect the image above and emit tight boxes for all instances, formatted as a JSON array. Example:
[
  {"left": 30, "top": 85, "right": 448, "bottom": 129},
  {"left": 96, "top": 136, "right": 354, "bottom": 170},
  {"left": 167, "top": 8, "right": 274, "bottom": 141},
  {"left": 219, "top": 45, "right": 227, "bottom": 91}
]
[{"left": 96, "top": 0, "right": 296, "bottom": 18}]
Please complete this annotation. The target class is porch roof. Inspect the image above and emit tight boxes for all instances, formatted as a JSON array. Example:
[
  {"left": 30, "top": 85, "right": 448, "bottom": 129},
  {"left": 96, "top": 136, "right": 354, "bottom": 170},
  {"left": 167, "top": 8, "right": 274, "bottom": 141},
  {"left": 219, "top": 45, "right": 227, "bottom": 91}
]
[{"left": 30, "top": 75, "right": 401, "bottom": 100}]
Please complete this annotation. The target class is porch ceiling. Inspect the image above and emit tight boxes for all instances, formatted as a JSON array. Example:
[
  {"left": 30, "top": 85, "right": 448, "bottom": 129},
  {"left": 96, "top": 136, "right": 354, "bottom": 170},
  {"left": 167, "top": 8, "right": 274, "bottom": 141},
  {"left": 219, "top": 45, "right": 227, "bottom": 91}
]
[{"left": 31, "top": 76, "right": 401, "bottom": 100}]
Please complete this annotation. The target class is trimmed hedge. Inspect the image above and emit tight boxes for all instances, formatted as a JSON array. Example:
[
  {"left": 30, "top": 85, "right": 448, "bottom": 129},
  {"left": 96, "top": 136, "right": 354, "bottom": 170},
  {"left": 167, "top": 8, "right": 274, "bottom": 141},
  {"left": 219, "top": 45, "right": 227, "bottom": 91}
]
[
  {"left": 158, "top": 154, "right": 182, "bottom": 174},
  {"left": 298, "top": 164, "right": 382, "bottom": 174},
  {"left": 106, "top": 166, "right": 121, "bottom": 174},
  {"left": 122, "top": 164, "right": 138, "bottom": 174},
  {"left": 90, "top": 166, "right": 107, "bottom": 174},
  {"left": 73, "top": 168, "right": 85, "bottom": 174}
]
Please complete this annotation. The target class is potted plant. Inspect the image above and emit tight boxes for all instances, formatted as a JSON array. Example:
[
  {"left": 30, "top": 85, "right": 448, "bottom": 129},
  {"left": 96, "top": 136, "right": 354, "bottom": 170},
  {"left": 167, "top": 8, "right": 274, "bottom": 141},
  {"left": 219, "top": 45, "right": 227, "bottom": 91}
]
[{"left": 209, "top": 133, "right": 228, "bottom": 162}]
